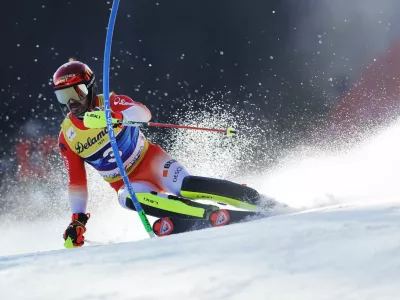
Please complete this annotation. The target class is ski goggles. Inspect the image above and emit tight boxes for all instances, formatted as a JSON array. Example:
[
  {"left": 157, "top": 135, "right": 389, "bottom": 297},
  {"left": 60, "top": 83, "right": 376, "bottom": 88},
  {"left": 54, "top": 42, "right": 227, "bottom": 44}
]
[{"left": 54, "top": 84, "right": 89, "bottom": 105}]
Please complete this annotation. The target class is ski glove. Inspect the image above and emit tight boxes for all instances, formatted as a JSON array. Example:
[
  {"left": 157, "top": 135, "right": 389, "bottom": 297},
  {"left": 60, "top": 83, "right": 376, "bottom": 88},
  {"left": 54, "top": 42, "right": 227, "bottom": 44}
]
[
  {"left": 112, "top": 111, "right": 124, "bottom": 128},
  {"left": 63, "top": 213, "right": 90, "bottom": 248}
]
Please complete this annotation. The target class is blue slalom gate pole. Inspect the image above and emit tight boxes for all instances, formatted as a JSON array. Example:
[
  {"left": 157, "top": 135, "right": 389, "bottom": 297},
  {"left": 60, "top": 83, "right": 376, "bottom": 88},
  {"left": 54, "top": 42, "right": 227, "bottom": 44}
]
[{"left": 103, "top": 0, "right": 155, "bottom": 238}]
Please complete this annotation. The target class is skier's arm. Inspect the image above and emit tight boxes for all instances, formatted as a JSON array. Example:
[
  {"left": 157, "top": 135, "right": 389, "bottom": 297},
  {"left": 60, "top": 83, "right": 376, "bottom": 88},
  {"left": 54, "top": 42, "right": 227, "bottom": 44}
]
[
  {"left": 110, "top": 94, "right": 152, "bottom": 122},
  {"left": 58, "top": 132, "right": 88, "bottom": 213}
]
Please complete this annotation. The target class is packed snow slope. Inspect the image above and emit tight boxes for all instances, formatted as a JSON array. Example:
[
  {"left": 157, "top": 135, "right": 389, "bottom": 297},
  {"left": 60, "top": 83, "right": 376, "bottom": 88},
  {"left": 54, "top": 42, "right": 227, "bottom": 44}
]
[
  {"left": 2, "top": 117, "right": 400, "bottom": 299},
  {"left": 1, "top": 202, "right": 400, "bottom": 300}
]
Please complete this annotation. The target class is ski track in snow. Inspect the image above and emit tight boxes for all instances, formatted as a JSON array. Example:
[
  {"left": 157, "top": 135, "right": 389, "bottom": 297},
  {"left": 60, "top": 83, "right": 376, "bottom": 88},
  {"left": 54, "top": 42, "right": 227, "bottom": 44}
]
[{"left": 3, "top": 118, "right": 400, "bottom": 299}]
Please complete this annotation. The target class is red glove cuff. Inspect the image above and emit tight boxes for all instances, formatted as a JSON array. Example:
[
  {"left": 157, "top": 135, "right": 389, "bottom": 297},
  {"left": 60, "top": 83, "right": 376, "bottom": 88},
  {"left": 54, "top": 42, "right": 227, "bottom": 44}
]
[{"left": 71, "top": 213, "right": 90, "bottom": 225}]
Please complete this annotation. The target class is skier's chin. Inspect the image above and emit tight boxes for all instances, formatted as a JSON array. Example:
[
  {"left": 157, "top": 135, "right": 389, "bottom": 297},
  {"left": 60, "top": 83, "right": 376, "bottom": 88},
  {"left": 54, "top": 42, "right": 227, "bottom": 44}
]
[{"left": 70, "top": 106, "right": 87, "bottom": 118}]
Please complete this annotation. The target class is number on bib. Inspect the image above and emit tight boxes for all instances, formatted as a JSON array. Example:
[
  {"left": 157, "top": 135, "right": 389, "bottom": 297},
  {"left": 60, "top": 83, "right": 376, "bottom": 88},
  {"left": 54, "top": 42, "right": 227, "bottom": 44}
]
[{"left": 103, "top": 147, "right": 123, "bottom": 163}]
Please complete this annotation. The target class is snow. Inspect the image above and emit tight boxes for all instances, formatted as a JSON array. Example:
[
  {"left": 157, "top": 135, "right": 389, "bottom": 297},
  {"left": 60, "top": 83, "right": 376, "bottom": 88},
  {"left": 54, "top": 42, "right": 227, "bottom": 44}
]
[
  {"left": 1, "top": 202, "right": 400, "bottom": 299},
  {"left": 3, "top": 118, "right": 400, "bottom": 299}
]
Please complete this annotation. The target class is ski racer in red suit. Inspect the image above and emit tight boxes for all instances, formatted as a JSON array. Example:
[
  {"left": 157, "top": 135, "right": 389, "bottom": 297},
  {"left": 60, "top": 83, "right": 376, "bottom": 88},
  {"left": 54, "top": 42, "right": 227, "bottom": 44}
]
[{"left": 54, "top": 61, "right": 266, "bottom": 247}]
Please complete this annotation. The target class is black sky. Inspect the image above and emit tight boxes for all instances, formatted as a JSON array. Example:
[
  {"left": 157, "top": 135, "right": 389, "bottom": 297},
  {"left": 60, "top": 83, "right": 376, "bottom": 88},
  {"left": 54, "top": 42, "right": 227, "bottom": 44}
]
[{"left": 2, "top": 0, "right": 400, "bottom": 151}]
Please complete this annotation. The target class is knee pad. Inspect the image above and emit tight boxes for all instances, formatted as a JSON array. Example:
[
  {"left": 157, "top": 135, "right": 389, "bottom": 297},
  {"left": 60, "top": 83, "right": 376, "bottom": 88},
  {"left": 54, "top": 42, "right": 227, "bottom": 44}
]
[
  {"left": 117, "top": 181, "right": 159, "bottom": 210},
  {"left": 117, "top": 187, "right": 131, "bottom": 210},
  {"left": 160, "top": 160, "right": 190, "bottom": 194}
]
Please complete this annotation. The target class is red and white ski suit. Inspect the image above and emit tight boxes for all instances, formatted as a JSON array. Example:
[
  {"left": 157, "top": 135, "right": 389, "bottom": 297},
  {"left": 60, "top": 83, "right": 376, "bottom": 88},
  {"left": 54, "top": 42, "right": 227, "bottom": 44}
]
[{"left": 58, "top": 93, "right": 189, "bottom": 213}]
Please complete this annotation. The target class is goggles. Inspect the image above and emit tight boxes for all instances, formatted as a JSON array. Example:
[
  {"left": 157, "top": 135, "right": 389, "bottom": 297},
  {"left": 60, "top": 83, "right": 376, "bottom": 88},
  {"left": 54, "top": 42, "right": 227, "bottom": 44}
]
[{"left": 54, "top": 84, "right": 89, "bottom": 105}]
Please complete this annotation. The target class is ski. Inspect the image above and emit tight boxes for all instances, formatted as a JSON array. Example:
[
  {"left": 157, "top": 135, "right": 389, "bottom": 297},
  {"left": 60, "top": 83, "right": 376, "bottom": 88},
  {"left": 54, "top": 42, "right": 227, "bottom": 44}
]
[{"left": 152, "top": 209, "right": 267, "bottom": 236}]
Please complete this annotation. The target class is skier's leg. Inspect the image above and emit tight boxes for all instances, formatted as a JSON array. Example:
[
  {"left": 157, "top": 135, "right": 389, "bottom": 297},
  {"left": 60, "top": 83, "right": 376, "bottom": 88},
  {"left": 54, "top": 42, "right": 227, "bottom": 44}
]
[
  {"left": 148, "top": 146, "right": 263, "bottom": 211},
  {"left": 117, "top": 181, "right": 210, "bottom": 219},
  {"left": 179, "top": 176, "right": 263, "bottom": 211}
]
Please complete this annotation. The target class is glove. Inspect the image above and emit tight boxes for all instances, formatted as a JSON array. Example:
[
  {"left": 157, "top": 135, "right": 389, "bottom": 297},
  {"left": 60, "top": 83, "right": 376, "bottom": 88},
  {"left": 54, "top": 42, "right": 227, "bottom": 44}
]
[
  {"left": 63, "top": 213, "right": 90, "bottom": 248},
  {"left": 111, "top": 111, "right": 123, "bottom": 120},
  {"left": 111, "top": 111, "right": 123, "bottom": 128}
]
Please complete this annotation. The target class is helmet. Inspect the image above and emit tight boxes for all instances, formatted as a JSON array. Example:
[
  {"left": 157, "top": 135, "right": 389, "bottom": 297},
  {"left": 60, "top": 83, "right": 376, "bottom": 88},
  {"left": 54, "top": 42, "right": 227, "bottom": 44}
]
[{"left": 53, "top": 61, "right": 96, "bottom": 107}]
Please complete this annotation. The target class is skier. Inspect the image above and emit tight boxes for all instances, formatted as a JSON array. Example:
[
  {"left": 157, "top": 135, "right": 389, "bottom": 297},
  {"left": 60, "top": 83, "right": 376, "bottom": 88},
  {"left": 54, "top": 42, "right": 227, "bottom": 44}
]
[{"left": 54, "top": 61, "right": 266, "bottom": 247}]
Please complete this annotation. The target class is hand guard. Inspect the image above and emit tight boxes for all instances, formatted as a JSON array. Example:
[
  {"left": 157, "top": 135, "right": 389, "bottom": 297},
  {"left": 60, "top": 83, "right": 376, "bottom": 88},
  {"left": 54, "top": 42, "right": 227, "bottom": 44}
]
[{"left": 63, "top": 213, "right": 90, "bottom": 248}]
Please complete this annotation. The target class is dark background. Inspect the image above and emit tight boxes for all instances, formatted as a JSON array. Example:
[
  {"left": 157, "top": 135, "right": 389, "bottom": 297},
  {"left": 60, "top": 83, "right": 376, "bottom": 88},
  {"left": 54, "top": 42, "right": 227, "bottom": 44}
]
[{"left": 2, "top": 0, "right": 400, "bottom": 183}]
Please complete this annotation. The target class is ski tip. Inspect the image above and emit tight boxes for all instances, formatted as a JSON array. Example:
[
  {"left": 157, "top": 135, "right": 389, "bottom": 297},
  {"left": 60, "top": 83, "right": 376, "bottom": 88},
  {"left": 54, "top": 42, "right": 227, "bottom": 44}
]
[{"left": 226, "top": 126, "right": 236, "bottom": 137}]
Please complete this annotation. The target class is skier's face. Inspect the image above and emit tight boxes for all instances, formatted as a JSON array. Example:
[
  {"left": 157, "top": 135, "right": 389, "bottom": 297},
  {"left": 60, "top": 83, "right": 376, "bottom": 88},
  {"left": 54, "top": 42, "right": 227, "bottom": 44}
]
[
  {"left": 67, "top": 96, "right": 89, "bottom": 117},
  {"left": 55, "top": 83, "right": 92, "bottom": 118}
]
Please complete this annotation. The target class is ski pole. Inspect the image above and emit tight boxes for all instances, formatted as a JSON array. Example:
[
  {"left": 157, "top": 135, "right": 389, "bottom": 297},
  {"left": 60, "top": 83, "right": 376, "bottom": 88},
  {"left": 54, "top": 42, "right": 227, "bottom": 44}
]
[
  {"left": 84, "top": 111, "right": 237, "bottom": 136},
  {"left": 102, "top": 0, "right": 155, "bottom": 238}
]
